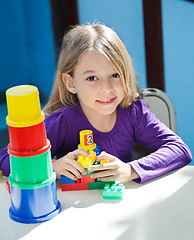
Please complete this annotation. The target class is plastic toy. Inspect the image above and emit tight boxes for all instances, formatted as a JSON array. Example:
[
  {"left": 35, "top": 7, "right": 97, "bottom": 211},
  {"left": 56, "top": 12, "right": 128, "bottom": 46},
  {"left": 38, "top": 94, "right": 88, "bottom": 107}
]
[
  {"left": 61, "top": 175, "right": 75, "bottom": 184},
  {"left": 78, "top": 130, "right": 97, "bottom": 151},
  {"left": 6, "top": 85, "right": 61, "bottom": 223},
  {"left": 100, "top": 159, "right": 110, "bottom": 164},
  {"left": 61, "top": 129, "right": 117, "bottom": 192},
  {"left": 0, "top": 170, "right": 3, "bottom": 181},
  {"left": 6, "top": 178, "right": 10, "bottom": 194},
  {"left": 103, "top": 184, "right": 125, "bottom": 199},
  {"left": 77, "top": 150, "right": 96, "bottom": 168}
]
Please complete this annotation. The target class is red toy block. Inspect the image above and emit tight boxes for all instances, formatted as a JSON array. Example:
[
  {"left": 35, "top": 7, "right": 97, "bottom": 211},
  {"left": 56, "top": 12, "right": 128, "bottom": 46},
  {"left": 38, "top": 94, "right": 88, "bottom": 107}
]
[
  {"left": 61, "top": 182, "right": 89, "bottom": 191},
  {"left": 6, "top": 178, "right": 10, "bottom": 194},
  {"left": 81, "top": 175, "right": 95, "bottom": 183}
]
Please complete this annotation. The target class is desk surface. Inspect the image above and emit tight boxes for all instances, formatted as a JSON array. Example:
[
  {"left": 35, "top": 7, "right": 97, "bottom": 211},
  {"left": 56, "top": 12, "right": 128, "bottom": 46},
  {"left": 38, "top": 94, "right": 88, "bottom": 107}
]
[{"left": 1, "top": 166, "right": 194, "bottom": 240}]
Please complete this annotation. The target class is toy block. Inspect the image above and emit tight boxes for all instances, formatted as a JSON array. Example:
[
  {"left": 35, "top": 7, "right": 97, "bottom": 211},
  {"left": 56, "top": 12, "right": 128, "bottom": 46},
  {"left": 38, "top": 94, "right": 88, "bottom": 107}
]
[
  {"left": 77, "top": 155, "right": 90, "bottom": 168},
  {"left": 81, "top": 175, "right": 95, "bottom": 183},
  {"left": 88, "top": 180, "right": 116, "bottom": 190},
  {"left": 94, "top": 161, "right": 100, "bottom": 165},
  {"left": 86, "top": 161, "right": 100, "bottom": 175},
  {"left": 0, "top": 170, "right": 3, "bottom": 181},
  {"left": 61, "top": 182, "right": 88, "bottom": 191},
  {"left": 6, "top": 178, "right": 10, "bottom": 194},
  {"left": 100, "top": 159, "right": 110, "bottom": 164},
  {"left": 61, "top": 175, "right": 75, "bottom": 184},
  {"left": 77, "top": 150, "right": 96, "bottom": 168},
  {"left": 103, "top": 184, "right": 125, "bottom": 199}
]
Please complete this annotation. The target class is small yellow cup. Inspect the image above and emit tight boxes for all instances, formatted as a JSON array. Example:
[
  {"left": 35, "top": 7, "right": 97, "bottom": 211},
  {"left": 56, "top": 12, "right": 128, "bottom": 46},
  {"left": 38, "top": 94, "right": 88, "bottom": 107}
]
[
  {"left": 6, "top": 85, "right": 45, "bottom": 127},
  {"left": 78, "top": 130, "right": 96, "bottom": 151}
]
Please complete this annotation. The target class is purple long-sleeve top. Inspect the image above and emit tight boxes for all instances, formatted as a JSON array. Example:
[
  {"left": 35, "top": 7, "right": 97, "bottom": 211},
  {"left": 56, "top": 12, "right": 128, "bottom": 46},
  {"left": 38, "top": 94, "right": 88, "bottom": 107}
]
[{"left": 0, "top": 98, "right": 192, "bottom": 182}]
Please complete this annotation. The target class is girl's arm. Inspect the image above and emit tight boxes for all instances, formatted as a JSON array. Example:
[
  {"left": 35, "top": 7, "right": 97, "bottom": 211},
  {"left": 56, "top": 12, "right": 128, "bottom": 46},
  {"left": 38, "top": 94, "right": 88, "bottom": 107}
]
[
  {"left": 129, "top": 98, "right": 192, "bottom": 183},
  {"left": 88, "top": 98, "right": 192, "bottom": 184},
  {"left": 0, "top": 147, "right": 10, "bottom": 176}
]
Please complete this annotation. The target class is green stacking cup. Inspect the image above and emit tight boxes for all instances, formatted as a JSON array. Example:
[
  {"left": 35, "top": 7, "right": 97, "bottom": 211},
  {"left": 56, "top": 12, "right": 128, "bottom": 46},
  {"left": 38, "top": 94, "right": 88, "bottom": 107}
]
[{"left": 10, "top": 150, "right": 53, "bottom": 184}]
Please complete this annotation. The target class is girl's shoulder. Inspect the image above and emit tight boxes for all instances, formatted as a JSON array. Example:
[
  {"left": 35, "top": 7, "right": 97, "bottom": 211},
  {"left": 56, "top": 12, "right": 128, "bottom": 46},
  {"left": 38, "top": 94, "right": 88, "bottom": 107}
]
[
  {"left": 122, "top": 97, "right": 145, "bottom": 117},
  {"left": 119, "top": 97, "right": 151, "bottom": 127},
  {"left": 44, "top": 105, "right": 81, "bottom": 126}
]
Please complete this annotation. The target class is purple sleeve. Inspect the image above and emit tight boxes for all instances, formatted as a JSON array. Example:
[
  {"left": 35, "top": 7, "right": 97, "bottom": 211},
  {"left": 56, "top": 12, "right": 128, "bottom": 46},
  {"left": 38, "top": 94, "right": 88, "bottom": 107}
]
[
  {"left": 0, "top": 147, "right": 10, "bottom": 177},
  {"left": 129, "top": 98, "right": 192, "bottom": 183},
  {"left": 44, "top": 111, "right": 68, "bottom": 159}
]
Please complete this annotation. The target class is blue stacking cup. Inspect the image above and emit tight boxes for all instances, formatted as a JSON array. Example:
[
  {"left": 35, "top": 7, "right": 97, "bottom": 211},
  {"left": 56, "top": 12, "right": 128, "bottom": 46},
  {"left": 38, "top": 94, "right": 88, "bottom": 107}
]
[{"left": 9, "top": 177, "right": 61, "bottom": 224}]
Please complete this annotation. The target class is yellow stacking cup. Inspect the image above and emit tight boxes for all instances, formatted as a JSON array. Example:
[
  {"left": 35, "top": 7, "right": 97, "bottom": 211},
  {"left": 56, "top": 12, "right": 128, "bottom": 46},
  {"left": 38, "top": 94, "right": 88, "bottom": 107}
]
[
  {"left": 6, "top": 85, "right": 45, "bottom": 127},
  {"left": 78, "top": 130, "right": 96, "bottom": 151}
]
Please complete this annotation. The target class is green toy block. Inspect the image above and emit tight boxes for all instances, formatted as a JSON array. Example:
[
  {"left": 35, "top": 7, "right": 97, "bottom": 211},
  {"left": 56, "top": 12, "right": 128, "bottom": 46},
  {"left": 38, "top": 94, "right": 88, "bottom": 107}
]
[
  {"left": 85, "top": 161, "right": 101, "bottom": 175},
  {"left": 88, "top": 180, "right": 115, "bottom": 190},
  {"left": 103, "top": 184, "right": 125, "bottom": 199}
]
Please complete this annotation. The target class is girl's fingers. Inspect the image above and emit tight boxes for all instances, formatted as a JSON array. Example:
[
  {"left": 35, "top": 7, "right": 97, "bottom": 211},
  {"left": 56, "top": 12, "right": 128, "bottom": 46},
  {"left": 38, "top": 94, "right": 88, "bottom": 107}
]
[
  {"left": 96, "top": 151, "right": 117, "bottom": 163},
  {"left": 64, "top": 163, "right": 83, "bottom": 179},
  {"left": 90, "top": 169, "right": 116, "bottom": 179},
  {"left": 66, "top": 149, "right": 90, "bottom": 174},
  {"left": 97, "top": 175, "right": 117, "bottom": 182},
  {"left": 69, "top": 159, "right": 87, "bottom": 175},
  {"left": 60, "top": 169, "right": 78, "bottom": 181},
  {"left": 72, "top": 148, "right": 92, "bottom": 160},
  {"left": 88, "top": 161, "right": 118, "bottom": 172}
]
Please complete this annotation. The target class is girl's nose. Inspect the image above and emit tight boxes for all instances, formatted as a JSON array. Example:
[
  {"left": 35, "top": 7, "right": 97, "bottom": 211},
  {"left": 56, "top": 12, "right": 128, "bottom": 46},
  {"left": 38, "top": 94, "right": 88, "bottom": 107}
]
[{"left": 101, "top": 79, "right": 113, "bottom": 93}]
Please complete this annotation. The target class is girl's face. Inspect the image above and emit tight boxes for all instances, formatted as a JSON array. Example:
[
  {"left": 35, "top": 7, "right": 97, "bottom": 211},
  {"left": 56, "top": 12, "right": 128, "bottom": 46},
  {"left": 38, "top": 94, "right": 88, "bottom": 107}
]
[{"left": 64, "top": 50, "right": 125, "bottom": 120}]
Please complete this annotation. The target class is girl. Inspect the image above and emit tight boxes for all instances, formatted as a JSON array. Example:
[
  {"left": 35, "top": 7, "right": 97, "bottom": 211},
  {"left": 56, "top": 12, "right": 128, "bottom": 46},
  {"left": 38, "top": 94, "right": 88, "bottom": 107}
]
[{"left": 0, "top": 23, "right": 192, "bottom": 183}]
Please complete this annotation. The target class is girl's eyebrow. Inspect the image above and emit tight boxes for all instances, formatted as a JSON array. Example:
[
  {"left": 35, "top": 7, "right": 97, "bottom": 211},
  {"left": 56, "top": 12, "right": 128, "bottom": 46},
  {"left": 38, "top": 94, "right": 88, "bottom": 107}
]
[
  {"left": 81, "top": 70, "right": 96, "bottom": 76},
  {"left": 82, "top": 69, "right": 117, "bottom": 76}
]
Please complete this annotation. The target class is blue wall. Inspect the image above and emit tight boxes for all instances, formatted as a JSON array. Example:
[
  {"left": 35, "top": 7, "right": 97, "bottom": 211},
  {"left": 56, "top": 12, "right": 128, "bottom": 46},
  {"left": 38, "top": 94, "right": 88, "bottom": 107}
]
[
  {"left": 78, "top": 0, "right": 147, "bottom": 89},
  {"left": 0, "top": 0, "right": 55, "bottom": 96},
  {"left": 161, "top": 0, "right": 194, "bottom": 160}
]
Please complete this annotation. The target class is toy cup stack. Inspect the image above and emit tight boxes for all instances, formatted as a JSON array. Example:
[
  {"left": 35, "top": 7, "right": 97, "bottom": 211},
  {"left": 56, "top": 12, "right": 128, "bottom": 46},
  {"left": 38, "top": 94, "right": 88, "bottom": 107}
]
[{"left": 6, "top": 85, "right": 61, "bottom": 223}]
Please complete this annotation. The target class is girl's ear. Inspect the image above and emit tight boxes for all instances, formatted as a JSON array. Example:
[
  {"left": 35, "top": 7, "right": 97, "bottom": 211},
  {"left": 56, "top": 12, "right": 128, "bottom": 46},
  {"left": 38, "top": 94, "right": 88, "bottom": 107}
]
[{"left": 62, "top": 73, "right": 77, "bottom": 94}]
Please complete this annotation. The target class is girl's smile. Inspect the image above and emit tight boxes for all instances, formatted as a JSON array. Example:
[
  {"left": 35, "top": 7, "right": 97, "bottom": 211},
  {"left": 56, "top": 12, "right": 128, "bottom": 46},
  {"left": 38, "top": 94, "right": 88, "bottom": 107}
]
[{"left": 96, "top": 96, "right": 117, "bottom": 105}]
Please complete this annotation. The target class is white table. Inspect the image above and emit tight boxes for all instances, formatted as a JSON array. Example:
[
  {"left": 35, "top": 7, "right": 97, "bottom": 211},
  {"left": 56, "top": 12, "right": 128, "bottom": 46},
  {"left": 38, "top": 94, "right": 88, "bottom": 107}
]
[{"left": 0, "top": 166, "right": 194, "bottom": 240}]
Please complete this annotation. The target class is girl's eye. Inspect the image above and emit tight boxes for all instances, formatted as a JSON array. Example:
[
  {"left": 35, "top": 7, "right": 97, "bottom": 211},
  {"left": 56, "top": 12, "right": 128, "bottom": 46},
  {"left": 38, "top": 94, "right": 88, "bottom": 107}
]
[
  {"left": 87, "top": 76, "right": 98, "bottom": 81},
  {"left": 111, "top": 73, "right": 120, "bottom": 78}
]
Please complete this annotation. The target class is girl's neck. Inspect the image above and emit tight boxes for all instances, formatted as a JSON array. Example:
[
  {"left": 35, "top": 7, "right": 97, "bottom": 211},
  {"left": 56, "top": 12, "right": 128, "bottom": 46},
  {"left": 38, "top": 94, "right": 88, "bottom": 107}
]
[{"left": 82, "top": 108, "right": 117, "bottom": 133}]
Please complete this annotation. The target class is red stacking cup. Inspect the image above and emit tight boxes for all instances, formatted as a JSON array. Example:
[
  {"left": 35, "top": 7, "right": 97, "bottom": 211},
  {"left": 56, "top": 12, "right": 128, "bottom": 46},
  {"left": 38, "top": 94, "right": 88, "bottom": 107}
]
[{"left": 8, "top": 121, "right": 50, "bottom": 157}]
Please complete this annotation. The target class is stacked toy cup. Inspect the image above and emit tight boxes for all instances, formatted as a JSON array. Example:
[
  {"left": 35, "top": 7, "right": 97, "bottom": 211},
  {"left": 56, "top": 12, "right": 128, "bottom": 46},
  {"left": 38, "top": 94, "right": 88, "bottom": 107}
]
[{"left": 6, "top": 85, "right": 61, "bottom": 224}]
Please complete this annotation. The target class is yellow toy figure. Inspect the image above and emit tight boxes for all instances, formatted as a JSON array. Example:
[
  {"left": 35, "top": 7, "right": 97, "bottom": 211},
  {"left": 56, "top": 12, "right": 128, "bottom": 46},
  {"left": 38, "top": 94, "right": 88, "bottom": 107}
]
[{"left": 77, "top": 130, "right": 98, "bottom": 168}]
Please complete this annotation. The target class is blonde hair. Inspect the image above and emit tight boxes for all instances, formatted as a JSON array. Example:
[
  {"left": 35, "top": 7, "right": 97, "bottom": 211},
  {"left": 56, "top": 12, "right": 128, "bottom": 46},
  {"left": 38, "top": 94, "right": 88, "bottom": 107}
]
[{"left": 43, "top": 23, "right": 139, "bottom": 115}]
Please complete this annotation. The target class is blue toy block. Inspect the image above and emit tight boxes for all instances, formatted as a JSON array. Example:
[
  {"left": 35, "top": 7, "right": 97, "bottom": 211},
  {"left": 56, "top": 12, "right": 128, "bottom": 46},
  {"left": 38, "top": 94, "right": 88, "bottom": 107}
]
[
  {"left": 103, "top": 184, "right": 125, "bottom": 199},
  {"left": 61, "top": 175, "right": 75, "bottom": 184}
]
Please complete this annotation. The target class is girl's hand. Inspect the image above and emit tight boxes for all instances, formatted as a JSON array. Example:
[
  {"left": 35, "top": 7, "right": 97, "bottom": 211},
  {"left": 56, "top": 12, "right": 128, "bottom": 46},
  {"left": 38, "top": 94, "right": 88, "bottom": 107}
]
[
  {"left": 52, "top": 149, "right": 91, "bottom": 179},
  {"left": 88, "top": 152, "right": 139, "bottom": 183}
]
